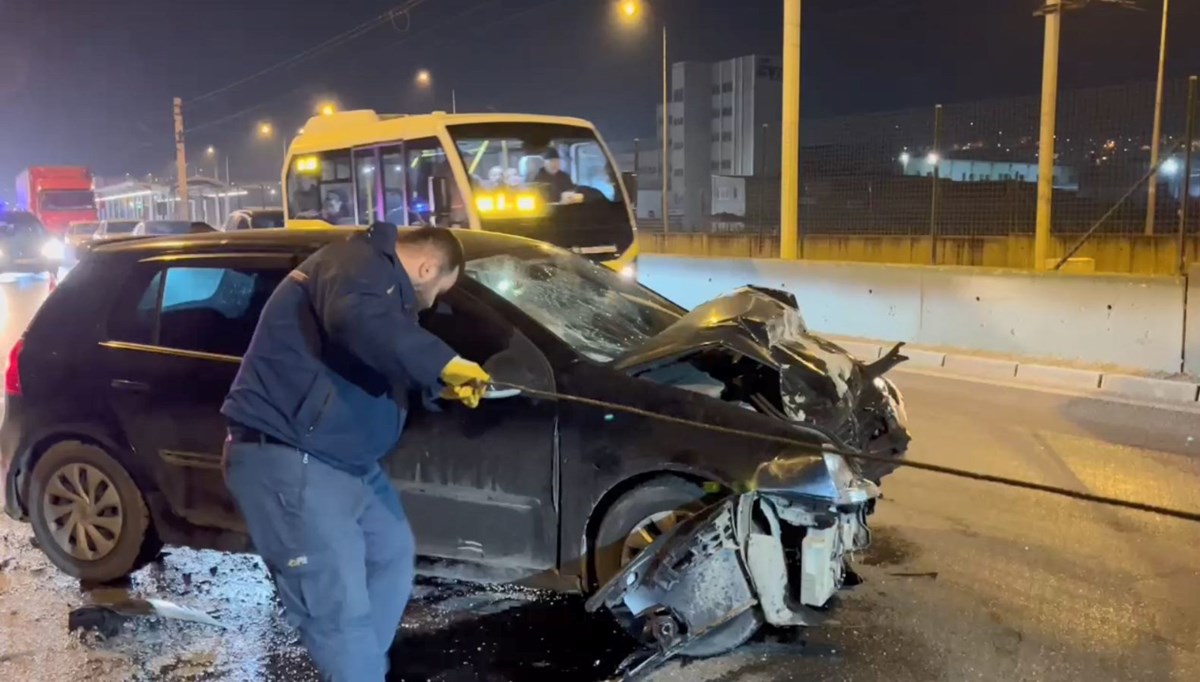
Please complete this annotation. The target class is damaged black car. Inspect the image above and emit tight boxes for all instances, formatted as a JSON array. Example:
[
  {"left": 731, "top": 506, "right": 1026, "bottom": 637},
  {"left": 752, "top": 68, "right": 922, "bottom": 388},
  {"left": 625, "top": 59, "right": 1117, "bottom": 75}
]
[{"left": 1, "top": 228, "right": 908, "bottom": 660}]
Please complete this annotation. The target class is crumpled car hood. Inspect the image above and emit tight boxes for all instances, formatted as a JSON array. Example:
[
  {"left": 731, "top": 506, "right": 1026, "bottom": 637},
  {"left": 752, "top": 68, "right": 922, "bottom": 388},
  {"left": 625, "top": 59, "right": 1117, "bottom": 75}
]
[{"left": 615, "top": 286, "right": 861, "bottom": 420}]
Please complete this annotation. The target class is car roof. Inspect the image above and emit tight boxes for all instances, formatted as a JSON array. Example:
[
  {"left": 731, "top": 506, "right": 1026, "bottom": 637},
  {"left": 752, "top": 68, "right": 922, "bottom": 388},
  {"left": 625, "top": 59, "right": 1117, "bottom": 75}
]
[{"left": 88, "top": 226, "right": 552, "bottom": 261}]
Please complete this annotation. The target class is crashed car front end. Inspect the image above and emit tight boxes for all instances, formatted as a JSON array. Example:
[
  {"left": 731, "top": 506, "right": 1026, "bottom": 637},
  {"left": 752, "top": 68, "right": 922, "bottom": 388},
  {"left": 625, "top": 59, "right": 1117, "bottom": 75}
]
[{"left": 586, "top": 452, "right": 878, "bottom": 673}]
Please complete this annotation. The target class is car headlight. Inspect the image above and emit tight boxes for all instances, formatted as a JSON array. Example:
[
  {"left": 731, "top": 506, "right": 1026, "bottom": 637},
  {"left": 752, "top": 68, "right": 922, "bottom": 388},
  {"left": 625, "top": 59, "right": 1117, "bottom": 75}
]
[
  {"left": 619, "top": 264, "right": 637, "bottom": 280},
  {"left": 41, "top": 239, "right": 65, "bottom": 261}
]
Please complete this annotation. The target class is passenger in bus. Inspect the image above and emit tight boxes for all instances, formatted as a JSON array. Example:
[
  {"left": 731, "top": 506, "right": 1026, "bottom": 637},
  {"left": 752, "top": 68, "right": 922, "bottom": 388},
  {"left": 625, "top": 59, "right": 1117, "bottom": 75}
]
[
  {"left": 292, "top": 176, "right": 322, "bottom": 218},
  {"left": 322, "top": 190, "right": 351, "bottom": 224},
  {"left": 503, "top": 167, "right": 522, "bottom": 189},
  {"left": 533, "top": 148, "right": 575, "bottom": 202},
  {"left": 485, "top": 166, "right": 505, "bottom": 189}
]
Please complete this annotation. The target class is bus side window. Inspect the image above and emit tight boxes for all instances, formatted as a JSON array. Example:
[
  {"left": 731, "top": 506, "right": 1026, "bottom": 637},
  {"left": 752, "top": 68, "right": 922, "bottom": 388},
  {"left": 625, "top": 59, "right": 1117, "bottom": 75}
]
[
  {"left": 405, "top": 138, "right": 466, "bottom": 228},
  {"left": 287, "top": 150, "right": 354, "bottom": 225},
  {"left": 381, "top": 146, "right": 408, "bottom": 226}
]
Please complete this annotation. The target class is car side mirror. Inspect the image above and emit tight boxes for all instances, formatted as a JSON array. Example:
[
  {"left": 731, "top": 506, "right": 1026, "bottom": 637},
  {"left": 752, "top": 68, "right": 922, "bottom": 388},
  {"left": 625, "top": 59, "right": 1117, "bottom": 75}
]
[{"left": 429, "top": 176, "right": 452, "bottom": 226}]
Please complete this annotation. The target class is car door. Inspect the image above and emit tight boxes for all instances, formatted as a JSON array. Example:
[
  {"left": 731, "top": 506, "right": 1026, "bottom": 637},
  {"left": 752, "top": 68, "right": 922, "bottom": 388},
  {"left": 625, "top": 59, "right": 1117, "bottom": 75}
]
[
  {"left": 99, "top": 253, "right": 292, "bottom": 533},
  {"left": 386, "top": 284, "right": 560, "bottom": 572}
]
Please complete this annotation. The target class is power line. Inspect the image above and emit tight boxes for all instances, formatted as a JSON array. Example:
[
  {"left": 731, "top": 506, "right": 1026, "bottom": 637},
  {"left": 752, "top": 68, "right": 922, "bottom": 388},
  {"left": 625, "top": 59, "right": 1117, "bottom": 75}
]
[{"left": 186, "top": 0, "right": 430, "bottom": 105}]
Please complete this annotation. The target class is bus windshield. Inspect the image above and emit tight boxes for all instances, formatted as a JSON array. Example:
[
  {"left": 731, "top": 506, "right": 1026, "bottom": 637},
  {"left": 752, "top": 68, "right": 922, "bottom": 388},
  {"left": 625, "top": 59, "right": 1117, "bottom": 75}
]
[{"left": 447, "top": 122, "right": 633, "bottom": 260}]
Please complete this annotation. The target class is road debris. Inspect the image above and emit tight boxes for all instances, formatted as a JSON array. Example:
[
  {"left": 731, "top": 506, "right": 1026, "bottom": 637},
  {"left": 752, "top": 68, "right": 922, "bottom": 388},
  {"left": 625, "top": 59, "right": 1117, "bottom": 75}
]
[{"left": 69, "top": 598, "right": 226, "bottom": 638}]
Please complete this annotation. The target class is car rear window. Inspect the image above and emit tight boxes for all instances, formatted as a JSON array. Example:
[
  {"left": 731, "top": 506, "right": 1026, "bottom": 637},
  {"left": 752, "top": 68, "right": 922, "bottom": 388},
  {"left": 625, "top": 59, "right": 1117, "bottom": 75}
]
[{"left": 108, "top": 264, "right": 288, "bottom": 357}]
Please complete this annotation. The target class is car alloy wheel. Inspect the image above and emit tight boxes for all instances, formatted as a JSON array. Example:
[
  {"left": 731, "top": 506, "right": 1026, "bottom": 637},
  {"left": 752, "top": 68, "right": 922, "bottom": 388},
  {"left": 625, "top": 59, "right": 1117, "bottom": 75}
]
[
  {"left": 620, "top": 509, "right": 691, "bottom": 567},
  {"left": 41, "top": 462, "right": 124, "bottom": 561}
]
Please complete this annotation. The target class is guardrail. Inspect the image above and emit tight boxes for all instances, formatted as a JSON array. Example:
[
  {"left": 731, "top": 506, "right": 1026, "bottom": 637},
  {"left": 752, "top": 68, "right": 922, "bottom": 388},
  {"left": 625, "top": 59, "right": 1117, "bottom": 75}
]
[{"left": 639, "top": 254, "right": 1192, "bottom": 374}]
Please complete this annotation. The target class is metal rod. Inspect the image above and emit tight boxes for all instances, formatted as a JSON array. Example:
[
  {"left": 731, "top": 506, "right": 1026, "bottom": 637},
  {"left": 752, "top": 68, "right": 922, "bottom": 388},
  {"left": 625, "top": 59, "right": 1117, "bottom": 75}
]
[
  {"left": 1034, "top": 0, "right": 1062, "bottom": 270},
  {"left": 779, "top": 0, "right": 801, "bottom": 259},
  {"left": 1179, "top": 75, "right": 1197, "bottom": 275},
  {"left": 173, "top": 97, "right": 188, "bottom": 220},
  {"left": 1145, "top": 0, "right": 1171, "bottom": 236}
]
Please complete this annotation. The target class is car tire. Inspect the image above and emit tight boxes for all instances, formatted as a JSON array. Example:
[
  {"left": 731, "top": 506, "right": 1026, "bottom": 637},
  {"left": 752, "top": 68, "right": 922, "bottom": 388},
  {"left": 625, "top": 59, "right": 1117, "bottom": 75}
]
[
  {"left": 28, "top": 441, "right": 156, "bottom": 583},
  {"left": 592, "top": 477, "right": 708, "bottom": 590},
  {"left": 593, "top": 477, "right": 763, "bottom": 658}
]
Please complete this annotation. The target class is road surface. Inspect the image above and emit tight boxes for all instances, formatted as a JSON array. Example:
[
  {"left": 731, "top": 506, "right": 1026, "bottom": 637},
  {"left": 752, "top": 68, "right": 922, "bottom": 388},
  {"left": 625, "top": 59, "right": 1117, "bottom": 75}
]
[{"left": 0, "top": 277, "right": 1198, "bottom": 681}]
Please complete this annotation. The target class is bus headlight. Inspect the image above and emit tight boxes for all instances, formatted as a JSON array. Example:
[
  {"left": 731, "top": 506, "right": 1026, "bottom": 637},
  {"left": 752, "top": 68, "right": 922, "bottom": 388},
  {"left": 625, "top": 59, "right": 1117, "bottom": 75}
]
[
  {"left": 515, "top": 194, "right": 538, "bottom": 212},
  {"left": 476, "top": 196, "right": 496, "bottom": 213},
  {"left": 41, "top": 239, "right": 65, "bottom": 261}
]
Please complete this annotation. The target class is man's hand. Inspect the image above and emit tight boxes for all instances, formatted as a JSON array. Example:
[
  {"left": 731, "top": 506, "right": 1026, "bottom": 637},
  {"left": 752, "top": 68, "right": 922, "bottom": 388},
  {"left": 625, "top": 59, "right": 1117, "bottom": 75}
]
[{"left": 439, "top": 356, "right": 490, "bottom": 409}]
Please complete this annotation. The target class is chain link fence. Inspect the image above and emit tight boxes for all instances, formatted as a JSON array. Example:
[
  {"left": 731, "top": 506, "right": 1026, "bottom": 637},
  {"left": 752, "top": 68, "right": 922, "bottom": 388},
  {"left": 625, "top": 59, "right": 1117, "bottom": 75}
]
[{"left": 651, "top": 78, "right": 1200, "bottom": 273}]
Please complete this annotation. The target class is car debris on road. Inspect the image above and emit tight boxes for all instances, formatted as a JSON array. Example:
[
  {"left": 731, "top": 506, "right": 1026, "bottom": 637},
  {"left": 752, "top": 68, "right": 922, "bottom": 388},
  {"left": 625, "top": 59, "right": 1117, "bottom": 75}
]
[
  {"left": 587, "top": 454, "right": 878, "bottom": 678},
  {"left": 68, "top": 597, "right": 226, "bottom": 639}
]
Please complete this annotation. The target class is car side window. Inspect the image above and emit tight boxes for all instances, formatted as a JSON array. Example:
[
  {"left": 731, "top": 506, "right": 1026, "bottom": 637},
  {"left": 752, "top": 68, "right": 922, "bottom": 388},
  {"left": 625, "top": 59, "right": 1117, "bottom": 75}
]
[
  {"left": 419, "top": 289, "right": 514, "bottom": 365},
  {"left": 108, "top": 264, "right": 287, "bottom": 357}
]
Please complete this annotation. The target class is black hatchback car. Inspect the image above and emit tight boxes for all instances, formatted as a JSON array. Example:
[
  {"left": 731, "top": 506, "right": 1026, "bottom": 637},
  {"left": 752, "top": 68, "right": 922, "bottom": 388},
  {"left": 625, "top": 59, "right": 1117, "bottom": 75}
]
[{"left": 1, "top": 229, "right": 907, "bottom": 650}]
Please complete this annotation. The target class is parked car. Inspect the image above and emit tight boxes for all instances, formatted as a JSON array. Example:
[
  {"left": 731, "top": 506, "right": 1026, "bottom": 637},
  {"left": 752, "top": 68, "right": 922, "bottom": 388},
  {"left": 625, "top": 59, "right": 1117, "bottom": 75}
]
[
  {"left": 94, "top": 220, "right": 140, "bottom": 239},
  {"left": 131, "top": 220, "right": 215, "bottom": 236},
  {"left": 66, "top": 221, "right": 100, "bottom": 248},
  {"left": 0, "top": 209, "right": 63, "bottom": 275},
  {"left": 1, "top": 228, "right": 908, "bottom": 655},
  {"left": 222, "top": 209, "right": 285, "bottom": 231}
]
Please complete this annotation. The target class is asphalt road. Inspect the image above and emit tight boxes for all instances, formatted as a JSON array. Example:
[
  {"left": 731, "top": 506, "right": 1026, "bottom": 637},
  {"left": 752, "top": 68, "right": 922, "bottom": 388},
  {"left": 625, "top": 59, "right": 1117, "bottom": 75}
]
[{"left": 1, "top": 278, "right": 1199, "bottom": 681}]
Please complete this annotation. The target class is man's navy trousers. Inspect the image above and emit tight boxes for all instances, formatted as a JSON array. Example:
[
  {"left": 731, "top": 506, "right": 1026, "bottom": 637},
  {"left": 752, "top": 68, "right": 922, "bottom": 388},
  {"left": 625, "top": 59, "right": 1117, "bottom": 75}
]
[{"left": 225, "top": 436, "right": 414, "bottom": 681}]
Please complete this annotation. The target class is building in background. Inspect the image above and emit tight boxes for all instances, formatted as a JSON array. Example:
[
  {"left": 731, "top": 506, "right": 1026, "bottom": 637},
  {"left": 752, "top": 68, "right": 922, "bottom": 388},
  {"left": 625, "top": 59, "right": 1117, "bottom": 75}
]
[
  {"left": 650, "top": 55, "right": 782, "bottom": 230},
  {"left": 95, "top": 176, "right": 282, "bottom": 226}
]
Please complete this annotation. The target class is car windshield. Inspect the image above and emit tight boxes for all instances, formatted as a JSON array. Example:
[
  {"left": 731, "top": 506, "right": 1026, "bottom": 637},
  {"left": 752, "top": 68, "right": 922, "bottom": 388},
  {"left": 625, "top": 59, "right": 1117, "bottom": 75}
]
[
  {"left": 39, "top": 190, "right": 95, "bottom": 211},
  {"left": 105, "top": 221, "right": 138, "bottom": 234},
  {"left": 448, "top": 122, "right": 634, "bottom": 258},
  {"left": 466, "top": 249, "right": 682, "bottom": 362},
  {"left": 142, "top": 221, "right": 191, "bottom": 235},
  {"left": 250, "top": 212, "right": 285, "bottom": 228}
]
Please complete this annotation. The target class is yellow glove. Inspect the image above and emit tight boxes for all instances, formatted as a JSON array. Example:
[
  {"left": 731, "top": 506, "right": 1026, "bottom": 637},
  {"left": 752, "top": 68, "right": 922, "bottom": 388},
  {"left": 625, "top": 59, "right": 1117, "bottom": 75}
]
[{"left": 439, "top": 356, "right": 490, "bottom": 408}]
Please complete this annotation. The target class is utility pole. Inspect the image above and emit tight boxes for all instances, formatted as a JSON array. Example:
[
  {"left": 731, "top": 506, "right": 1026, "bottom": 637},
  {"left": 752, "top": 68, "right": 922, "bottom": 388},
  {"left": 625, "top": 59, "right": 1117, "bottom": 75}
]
[
  {"left": 173, "top": 97, "right": 189, "bottom": 220},
  {"left": 1034, "top": 0, "right": 1062, "bottom": 270},
  {"left": 779, "top": 0, "right": 801, "bottom": 259},
  {"left": 661, "top": 25, "right": 670, "bottom": 234},
  {"left": 1145, "top": 0, "right": 1170, "bottom": 235}
]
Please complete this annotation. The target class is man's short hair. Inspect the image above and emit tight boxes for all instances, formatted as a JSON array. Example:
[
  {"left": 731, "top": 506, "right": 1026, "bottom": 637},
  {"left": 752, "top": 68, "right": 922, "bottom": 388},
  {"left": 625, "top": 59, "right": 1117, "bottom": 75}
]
[{"left": 396, "top": 226, "right": 465, "bottom": 273}]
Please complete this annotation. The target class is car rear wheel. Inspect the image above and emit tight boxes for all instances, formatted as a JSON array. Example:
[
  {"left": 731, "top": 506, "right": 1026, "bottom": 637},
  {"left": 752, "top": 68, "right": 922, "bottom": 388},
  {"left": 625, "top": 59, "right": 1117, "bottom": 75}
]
[
  {"left": 592, "top": 477, "right": 762, "bottom": 658},
  {"left": 28, "top": 441, "right": 158, "bottom": 583}
]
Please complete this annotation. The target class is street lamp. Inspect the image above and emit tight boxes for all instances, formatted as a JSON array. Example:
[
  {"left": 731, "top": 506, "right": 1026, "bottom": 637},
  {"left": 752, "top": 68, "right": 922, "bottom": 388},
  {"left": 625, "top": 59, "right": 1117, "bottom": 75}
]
[
  {"left": 258, "top": 122, "right": 273, "bottom": 138},
  {"left": 614, "top": 0, "right": 668, "bottom": 233},
  {"left": 415, "top": 69, "right": 455, "bottom": 113},
  {"left": 319, "top": 102, "right": 336, "bottom": 117}
]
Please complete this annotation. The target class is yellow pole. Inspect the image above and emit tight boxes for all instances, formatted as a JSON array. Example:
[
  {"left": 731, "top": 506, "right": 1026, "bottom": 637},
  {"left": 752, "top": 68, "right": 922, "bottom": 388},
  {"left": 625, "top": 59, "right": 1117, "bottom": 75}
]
[
  {"left": 780, "top": 0, "right": 801, "bottom": 259},
  {"left": 1145, "top": 0, "right": 1170, "bottom": 236},
  {"left": 1034, "top": 0, "right": 1061, "bottom": 270}
]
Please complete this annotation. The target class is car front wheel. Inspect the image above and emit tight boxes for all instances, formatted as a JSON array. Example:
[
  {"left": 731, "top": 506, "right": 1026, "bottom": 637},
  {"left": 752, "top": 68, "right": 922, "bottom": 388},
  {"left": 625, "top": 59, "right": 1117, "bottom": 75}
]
[
  {"left": 592, "top": 477, "right": 762, "bottom": 658},
  {"left": 28, "top": 441, "right": 158, "bottom": 583}
]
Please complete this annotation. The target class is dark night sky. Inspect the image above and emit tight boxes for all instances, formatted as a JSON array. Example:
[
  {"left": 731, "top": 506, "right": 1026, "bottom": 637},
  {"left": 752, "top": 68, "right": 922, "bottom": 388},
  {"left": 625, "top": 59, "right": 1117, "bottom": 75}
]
[{"left": 1, "top": 0, "right": 1199, "bottom": 200}]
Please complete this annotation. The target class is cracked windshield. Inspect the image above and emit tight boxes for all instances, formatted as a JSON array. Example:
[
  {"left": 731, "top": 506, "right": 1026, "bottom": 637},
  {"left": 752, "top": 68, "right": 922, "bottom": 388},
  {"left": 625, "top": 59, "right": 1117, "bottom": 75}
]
[{"left": 467, "top": 250, "right": 680, "bottom": 362}]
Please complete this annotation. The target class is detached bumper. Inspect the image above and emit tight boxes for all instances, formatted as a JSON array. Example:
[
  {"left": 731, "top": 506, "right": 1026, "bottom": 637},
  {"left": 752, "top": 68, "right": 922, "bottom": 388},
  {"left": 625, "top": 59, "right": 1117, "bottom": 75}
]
[{"left": 586, "top": 454, "right": 878, "bottom": 669}]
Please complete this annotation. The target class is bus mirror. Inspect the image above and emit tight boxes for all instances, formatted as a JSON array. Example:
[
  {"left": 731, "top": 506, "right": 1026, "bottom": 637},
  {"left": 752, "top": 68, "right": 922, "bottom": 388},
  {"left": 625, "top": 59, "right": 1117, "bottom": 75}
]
[{"left": 429, "top": 176, "right": 452, "bottom": 226}]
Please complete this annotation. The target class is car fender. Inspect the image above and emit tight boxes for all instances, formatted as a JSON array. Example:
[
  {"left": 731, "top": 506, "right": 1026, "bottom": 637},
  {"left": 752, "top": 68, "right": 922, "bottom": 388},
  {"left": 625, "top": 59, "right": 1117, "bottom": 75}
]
[
  {"left": 11, "top": 422, "right": 143, "bottom": 514},
  {"left": 578, "top": 462, "right": 734, "bottom": 589}
]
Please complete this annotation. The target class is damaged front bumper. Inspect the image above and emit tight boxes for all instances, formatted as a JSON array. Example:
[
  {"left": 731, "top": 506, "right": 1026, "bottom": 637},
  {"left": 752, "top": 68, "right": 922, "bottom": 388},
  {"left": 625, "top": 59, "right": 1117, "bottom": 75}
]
[{"left": 586, "top": 453, "right": 878, "bottom": 673}]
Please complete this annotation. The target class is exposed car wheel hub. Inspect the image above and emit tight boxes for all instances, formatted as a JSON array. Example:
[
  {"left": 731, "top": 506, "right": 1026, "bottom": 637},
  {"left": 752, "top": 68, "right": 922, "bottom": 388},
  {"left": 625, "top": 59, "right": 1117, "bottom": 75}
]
[
  {"left": 41, "top": 463, "right": 123, "bottom": 561},
  {"left": 621, "top": 510, "right": 690, "bottom": 566}
]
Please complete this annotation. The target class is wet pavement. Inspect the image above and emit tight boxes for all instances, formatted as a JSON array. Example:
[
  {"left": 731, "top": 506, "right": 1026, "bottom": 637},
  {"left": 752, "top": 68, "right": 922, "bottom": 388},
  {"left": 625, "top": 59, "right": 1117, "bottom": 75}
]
[{"left": 2, "top": 278, "right": 1200, "bottom": 680}]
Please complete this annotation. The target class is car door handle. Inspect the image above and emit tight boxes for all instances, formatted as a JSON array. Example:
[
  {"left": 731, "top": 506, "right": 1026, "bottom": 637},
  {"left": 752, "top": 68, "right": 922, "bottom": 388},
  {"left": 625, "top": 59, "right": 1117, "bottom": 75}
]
[{"left": 111, "top": 379, "right": 150, "bottom": 392}]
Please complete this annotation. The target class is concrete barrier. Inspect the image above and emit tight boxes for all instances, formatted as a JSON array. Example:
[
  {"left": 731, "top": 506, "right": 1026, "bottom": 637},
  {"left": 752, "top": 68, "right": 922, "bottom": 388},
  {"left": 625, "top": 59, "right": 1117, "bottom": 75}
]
[{"left": 640, "top": 255, "right": 1187, "bottom": 374}]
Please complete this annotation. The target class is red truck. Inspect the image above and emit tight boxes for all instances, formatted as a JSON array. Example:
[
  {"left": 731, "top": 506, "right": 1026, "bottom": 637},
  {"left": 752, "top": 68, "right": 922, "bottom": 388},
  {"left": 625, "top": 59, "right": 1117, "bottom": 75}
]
[{"left": 15, "top": 167, "right": 97, "bottom": 235}]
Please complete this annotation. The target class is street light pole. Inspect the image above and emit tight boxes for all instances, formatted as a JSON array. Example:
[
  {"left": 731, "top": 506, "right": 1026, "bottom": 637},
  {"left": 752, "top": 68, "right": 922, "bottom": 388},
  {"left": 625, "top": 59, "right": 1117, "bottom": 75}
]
[
  {"left": 1034, "top": 0, "right": 1062, "bottom": 270},
  {"left": 661, "top": 24, "right": 669, "bottom": 234},
  {"left": 1145, "top": 0, "right": 1171, "bottom": 236},
  {"left": 779, "top": 0, "right": 801, "bottom": 259}
]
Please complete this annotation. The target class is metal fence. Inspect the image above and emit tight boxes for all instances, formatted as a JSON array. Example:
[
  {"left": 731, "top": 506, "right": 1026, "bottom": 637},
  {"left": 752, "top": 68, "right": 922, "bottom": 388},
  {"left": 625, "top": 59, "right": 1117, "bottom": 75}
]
[{"left": 648, "top": 78, "right": 1200, "bottom": 274}]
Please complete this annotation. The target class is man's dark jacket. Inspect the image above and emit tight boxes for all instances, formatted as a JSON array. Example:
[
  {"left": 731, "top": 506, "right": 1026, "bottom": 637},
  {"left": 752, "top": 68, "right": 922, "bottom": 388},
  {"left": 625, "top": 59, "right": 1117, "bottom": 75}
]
[{"left": 221, "top": 222, "right": 456, "bottom": 475}]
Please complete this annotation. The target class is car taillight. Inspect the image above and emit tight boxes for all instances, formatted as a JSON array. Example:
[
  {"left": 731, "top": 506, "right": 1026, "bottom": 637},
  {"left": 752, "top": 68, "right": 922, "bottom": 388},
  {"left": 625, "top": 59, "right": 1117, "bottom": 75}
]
[{"left": 5, "top": 338, "right": 24, "bottom": 396}]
